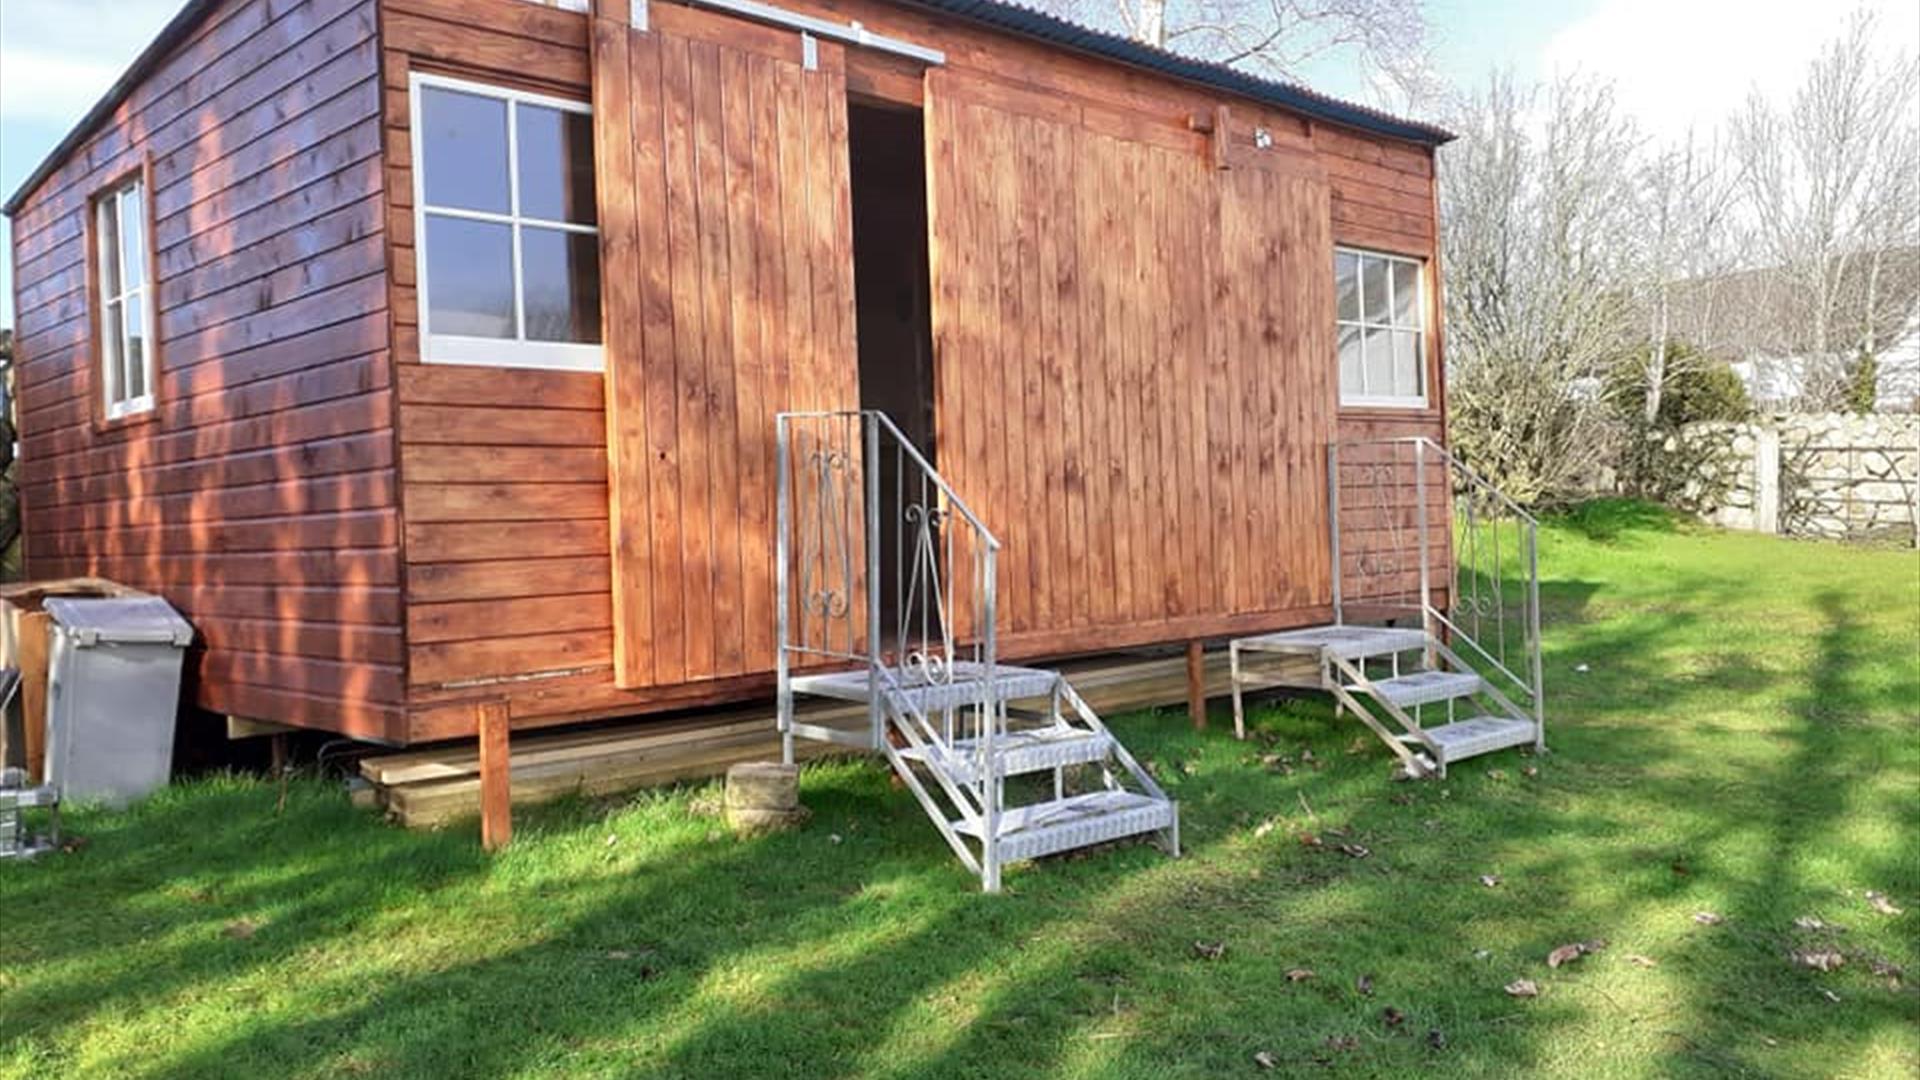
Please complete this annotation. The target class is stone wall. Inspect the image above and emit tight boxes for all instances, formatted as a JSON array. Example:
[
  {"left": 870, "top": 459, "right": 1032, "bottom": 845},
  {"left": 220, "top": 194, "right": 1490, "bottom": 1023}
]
[{"left": 1670, "top": 414, "right": 1920, "bottom": 543}]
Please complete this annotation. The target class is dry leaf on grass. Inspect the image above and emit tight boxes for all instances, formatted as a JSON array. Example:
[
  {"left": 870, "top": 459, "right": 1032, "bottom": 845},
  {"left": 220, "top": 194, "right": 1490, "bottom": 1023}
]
[
  {"left": 1867, "top": 958, "right": 1904, "bottom": 986},
  {"left": 1285, "top": 968, "right": 1316, "bottom": 983},
  {"left": 1252, "top": 1051, "right": 1278, "bottom": 1069},
  {"left": 1382, "top": 1006, "right": 1406, "bottom": 1028},
  {"left": 1504, "top": 979, "right": 1540, "bottom": 998},
  {"left": 1793, "top": 915, "right": 1844, "bottom": 932},
  {"left": 1191, "top": 940, "right": 1227, "bottom": 961},
  {"left": 1865, "top": 891, "right": 1904, "bottom": 916},
  {"left": 1791, "top": 948, "right": 1845, "bottom": 973},
  {"left": 1355, "top": 973, "right": 1375, "bottom": 996},
  {"left": 1322, "top": 1035, "right": 1358, "bottom": 1052},
  {"left": 1546, "top": 940, "right": 1606, "bottom": 968},
  {"left": 1625, "top": 954, "right": 1659, "bottom": 968},
  {"left": 1693, "top": 911, "right": 1724, "bottom": 926},
  {"left": 1338, "top": 843, "right": 1372, "bottom": 859},
  {"left": 222, "top": 919, "right": 259, "bottom": 940},
  {"left": 1253, "top": 818, "right": 1278, "bottom": 839},
  {"left": 1479, "top": 874, "right": 1502, "bottom": 888},
  {"left": 1426, "top": 1028, "right": 1448, "bottom": 1050},
  {"left": 1298, "top": 833, "right": 1324, "bottom": 849}
]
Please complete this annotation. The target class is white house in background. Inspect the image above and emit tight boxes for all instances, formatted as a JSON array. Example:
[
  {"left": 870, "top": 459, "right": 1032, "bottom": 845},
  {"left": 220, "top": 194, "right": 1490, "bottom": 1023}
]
[
  {"left": 1667, "top": 249, "right": 1920, "bottom": 413},
  {"left": 1730, "top": 311, "right": 1920, "bottom": 412}
]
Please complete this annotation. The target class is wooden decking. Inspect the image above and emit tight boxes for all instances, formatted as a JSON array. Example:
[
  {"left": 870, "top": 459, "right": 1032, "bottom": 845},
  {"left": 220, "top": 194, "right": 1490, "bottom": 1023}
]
[{"left": 361, "top": 647, "right": 1290, "bottom": 827}]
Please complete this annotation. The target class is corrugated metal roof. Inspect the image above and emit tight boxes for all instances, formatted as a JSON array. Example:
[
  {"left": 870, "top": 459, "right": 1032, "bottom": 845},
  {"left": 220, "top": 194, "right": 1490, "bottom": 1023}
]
[
  {"left": 900, "top": 0, "right": 1453, "bottom": 146},
  {"left": 4, "top": 0, "right": 1449, "bottom": 216}
]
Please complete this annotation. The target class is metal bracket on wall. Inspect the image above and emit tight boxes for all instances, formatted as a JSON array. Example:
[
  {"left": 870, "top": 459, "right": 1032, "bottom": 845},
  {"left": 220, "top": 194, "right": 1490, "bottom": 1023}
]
[{"left": 801, "top": 30, "right": 818, "bottom": 71}]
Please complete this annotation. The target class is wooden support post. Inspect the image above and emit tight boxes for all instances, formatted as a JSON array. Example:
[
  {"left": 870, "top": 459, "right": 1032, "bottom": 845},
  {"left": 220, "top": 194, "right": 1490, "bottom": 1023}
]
[
  {"left": 1187, "top": 640, "right": 1207, "bottom": 730},
  {"left": 17, "top": 612, "right": 49, "bottom": 783},
  {"left": 477, "top": 700, "right": 512, "bottom": 851}
]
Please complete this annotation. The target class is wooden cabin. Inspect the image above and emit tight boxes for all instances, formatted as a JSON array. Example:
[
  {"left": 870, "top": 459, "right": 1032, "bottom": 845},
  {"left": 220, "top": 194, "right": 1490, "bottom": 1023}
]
[{"left": 3, "top": 0, "right": 1454, "bottom": 748}]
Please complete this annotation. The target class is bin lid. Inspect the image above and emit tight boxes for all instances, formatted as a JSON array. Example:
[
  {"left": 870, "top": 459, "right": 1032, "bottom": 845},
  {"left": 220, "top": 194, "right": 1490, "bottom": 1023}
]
[{"left": 44, "top": 596, "right": 195, "bottom": 648}]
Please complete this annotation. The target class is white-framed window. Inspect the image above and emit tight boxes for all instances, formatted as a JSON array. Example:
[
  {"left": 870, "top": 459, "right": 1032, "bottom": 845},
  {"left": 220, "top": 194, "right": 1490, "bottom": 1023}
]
[
  {"left": 1335, "top": 246, "right": 1427, "bottom": 408},
  {"left": 95, "top": 176, "right": 157, "bottom": 420},
  {"left": 409, "top": 73, "right": 602, "bottom": 371}
]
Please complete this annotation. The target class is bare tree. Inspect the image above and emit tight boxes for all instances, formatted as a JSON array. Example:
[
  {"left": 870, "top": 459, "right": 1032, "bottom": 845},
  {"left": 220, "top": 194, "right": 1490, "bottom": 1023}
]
[
  {"left": 1439, "top": 74, "right": 1643, "bottom": 504},
  {"left": 1729, "top": 9, "right": 1920, "bottom": 410},
  {"left": 1629, "top": 132, "right": 1744, "bottom": 423}
]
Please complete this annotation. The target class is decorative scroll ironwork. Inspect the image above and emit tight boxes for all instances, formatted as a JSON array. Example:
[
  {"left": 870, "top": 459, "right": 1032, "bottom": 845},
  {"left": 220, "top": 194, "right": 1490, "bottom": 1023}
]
[{"left": 776, "top": 410, "right": 1002, "bottom": 752}]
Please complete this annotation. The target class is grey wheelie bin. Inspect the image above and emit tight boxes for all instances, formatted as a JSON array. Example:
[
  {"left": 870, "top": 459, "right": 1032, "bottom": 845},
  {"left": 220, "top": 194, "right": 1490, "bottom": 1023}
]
[{"left": 42, "top": 596, "right": 195, "bottom": 806}]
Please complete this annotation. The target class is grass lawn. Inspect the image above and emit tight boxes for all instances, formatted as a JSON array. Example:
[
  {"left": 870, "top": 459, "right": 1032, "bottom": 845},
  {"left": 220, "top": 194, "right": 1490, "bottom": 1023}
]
[{"left": 2, "top": 502, "right": 1916, "bottom": 1079}]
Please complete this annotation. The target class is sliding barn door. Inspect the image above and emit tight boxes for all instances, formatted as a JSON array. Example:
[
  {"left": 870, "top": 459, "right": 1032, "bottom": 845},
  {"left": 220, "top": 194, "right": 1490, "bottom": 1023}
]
[
  {"left": 592, "top": 3, "right": 858, "bottom": 689},
  {"left": 923, "top": 69, "right": 1336, "bottom": 649}
]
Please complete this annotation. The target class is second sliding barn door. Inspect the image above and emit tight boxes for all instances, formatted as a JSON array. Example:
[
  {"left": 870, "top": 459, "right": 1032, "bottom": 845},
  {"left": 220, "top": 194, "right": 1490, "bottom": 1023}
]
[
  {"left": 922, "top": 68, "right": 1338, "bottom": 652},
  {"left": 591, "top": 3, "right": 858, "bottom": 689}
]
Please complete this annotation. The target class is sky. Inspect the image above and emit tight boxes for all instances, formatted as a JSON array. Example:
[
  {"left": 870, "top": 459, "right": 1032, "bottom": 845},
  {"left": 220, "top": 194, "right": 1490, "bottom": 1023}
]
[{"left": 2, "top": 0, "right": 1917, "bottom": 326}]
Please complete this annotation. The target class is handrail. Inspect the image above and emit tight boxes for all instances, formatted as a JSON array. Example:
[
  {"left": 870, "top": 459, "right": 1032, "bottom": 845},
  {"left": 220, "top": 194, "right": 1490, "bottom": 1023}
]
[
  {"left": 776, "top": 410, "right": 1000, "bottom": 551},
  {"left": 776, "top": 409, "right": 1002, "bottom": 753},
  {"left": 1330, "top": 434, "right": 1546, "bottom": 751},
  {"left": 1338, "top": 436, "right": 1540, "bottom": 526}
]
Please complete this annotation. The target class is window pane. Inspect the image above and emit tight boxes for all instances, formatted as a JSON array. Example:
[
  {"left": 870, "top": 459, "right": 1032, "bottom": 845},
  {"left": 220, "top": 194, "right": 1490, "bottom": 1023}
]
[
  {"left": 1335, "top": 250, "right": 1361, "bottom": 322},
  {"left": 119, "top": 184, "right": 146, "bottom": 291},
  {"left": 1391, "top": 259, "right": 1419, "bottom": 328},
  {"left": 1362, "top": 255, "right": 1390, "bottom": 325},
  {"left": 425, "top": 215, "right": 516, "bottom": 338},
  {"left": 420, "top": 86, "right": 510, "bottom": 214},
  {"left": 124, "top": 294, "right": 146, "bottom": 397},
  {"left": 1392, "top": 330, "right": 1422, "bottom": 399},
  {"left": 1364, "top": 326, "right": 1394, "bottom": 397},
  {"left": 102, "top": 299, "right": 125, "bottom": 401},
  {"left": 98, "top": 197, "right": 122, "bottom": 299},
  {"left": 521, "top": 227, "right": 602, "bottom": 343},
  {"left": 1337, "top": 323, "right": 1363, "bottom": 397},
  {"left": 517, "top": 104, "right": 596, "bottom": 225}
]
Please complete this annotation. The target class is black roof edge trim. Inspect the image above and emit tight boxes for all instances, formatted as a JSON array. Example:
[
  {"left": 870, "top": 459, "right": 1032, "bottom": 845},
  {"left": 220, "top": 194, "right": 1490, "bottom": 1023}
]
[{"left": 898, "top": 0, "right": 1453, "bottom": 147}]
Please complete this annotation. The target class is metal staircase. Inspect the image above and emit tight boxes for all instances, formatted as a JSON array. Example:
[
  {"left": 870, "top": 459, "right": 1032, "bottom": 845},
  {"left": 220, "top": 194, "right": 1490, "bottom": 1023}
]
[
  {"left": 776, "top": 410, "right": 1176, "bottom": 892},
  {"left": 1229, "top": 437, "right": 1547, "bottom": 778}
]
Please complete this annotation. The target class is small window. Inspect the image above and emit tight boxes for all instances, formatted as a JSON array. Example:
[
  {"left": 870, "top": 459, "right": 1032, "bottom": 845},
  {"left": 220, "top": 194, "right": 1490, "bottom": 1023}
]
[
  {"left": 411, "top": 74, "right": 602, "bottom": 370},
  {"left": 1336, "top": 247, "right": 1426, "bottom": 408},
  {"left": 95, "top": 176, "right": 157, "bottom": 420}
]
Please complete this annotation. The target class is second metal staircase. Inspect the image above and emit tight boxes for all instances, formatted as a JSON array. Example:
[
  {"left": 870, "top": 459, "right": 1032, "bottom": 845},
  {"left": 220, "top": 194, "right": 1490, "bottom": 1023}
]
[
  {"left": 1229, "top": 436, "right": 1548, "bottom": 778},
  {"left": 776, "top": 410, "right": 1176, "bottom": 893}
]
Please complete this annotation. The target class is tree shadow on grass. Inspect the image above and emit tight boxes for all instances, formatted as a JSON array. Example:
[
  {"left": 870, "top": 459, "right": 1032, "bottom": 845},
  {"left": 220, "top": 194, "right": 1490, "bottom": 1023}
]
[{"left": 1656, "top": 590, "right": 1920, "bottom": 1076}]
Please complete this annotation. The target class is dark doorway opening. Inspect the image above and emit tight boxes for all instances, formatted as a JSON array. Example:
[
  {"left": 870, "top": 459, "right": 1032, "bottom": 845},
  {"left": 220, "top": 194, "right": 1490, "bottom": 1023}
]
[
  {"left": 849, "top": 101, "right": 935, "bottom": 459},
  {"left": 848, "top": 101, "right": 936, "bottom": 647}
]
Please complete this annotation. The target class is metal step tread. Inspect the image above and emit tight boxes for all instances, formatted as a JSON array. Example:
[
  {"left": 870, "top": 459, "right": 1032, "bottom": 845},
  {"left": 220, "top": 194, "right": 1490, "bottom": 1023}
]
[
  {"left": 952, "top": 789, "right": 1174, "bottom": 864},
  {"left": 1414, "top": 716, "right": 1537, "bottom": 762},
  {"left": 1355, "top": 669, "right": 1484, "bottom": 707},
  {"left": 791, "top": 662, "right": 1059, "bottom": 709},
  {"left": 898, "top": 726, "right": 1112, "bottom": 782},
  {"left": 1236, "top": 624, "right": 1429, "bottom": 660}
]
